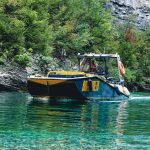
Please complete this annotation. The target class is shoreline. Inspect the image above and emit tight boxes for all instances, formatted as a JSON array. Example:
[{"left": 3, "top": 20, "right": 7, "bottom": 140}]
[{"left": 0, "top": 63, "right": 149, "bottom": 93}]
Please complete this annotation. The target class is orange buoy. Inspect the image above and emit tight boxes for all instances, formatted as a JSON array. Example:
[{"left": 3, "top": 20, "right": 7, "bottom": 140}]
[{"left": 119, "top": 62, "right": 125, "bottom": 76}]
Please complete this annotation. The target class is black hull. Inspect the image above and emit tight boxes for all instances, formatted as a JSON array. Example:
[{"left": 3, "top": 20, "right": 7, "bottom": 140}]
[{"left": 28, "top": 80, "right": 85, "bottom": 99}]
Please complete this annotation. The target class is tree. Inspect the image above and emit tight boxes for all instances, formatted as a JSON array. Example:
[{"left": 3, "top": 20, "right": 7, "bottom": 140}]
[{"left": 50, "top": 0, "right": 116, "bottom": 58}]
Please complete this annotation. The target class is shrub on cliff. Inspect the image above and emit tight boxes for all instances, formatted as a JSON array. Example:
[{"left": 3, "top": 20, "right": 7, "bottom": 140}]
[
  {"left": 0, "top": 57, "right": 5, "bottom": 65},
  {"left": 15, "top": 53, "right": 30, "bottom": 66}
]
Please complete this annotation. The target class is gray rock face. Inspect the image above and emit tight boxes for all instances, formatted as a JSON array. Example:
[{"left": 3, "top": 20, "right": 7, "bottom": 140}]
[
  {"left": 107, "top": 0, "right": 150, "bottom": 29},
  {"left": 0, "top": 56, "right": 73, "bottom": 91},
  {"left": 0, "top": 65, "right": 27, "bottom": 91}
]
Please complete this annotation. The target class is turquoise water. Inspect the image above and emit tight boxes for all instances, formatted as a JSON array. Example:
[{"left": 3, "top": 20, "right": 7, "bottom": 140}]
[{"left": 0, "top": 92, "right": 150, "bottom": 149}]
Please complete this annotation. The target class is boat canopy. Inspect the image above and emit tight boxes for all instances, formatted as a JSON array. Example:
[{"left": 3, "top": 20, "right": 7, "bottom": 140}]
[{"left": 77, "top": 53, "right": 120, "bottom": 59}]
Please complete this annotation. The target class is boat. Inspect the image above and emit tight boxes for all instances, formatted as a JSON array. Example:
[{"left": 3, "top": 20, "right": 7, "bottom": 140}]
[{"left": 27, "top": 53, "right": 130, "bottom": 100}]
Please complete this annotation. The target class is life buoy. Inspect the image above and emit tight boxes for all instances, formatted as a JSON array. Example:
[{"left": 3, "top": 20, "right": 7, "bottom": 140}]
[{"left": 119, "top": 62, "right": 125, "bottom": 76}]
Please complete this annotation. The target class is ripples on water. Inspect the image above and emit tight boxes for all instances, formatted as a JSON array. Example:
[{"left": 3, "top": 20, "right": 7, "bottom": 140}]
[{"left": 0, "top": 92, "right": 150, "bottom": 149}]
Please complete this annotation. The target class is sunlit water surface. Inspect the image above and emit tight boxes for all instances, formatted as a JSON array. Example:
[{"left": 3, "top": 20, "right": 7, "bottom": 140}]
[{"left": 0, "top": 92, "right": 150, "bottom": 149}]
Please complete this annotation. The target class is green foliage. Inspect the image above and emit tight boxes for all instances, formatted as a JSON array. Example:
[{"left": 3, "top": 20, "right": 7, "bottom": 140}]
[
  {"left": 40, "top": 56, "right": 53, "bottom": 65},
  {"left": 15, "top": 53, "right": 31, "bottom": 66},
  {"left": 0, "top": 0, "right": 149, "bottom": 88},
  {"left": 117, "top": 24, "right": 150, "bottom": 87},
  {"left": 0, "top": 0, "right": 114, "bottom": 59},
  {"left": 51, "top": 0, "right": 114, "bottom": 57},
  {"left": 125, "top": 68, "right": 136, "bottom": 83},
  {"left": 0, "top": 57, "right": 5, "bottom": 65},
  {"left": 14, "top": 47, "right": 32, "bottom": 66},
  {"left": 0, "top": 0, "right": 53, "bottom": 58}
]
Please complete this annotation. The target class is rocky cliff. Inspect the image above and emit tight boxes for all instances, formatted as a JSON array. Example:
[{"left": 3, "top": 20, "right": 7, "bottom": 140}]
[
  {"left": 107, "top": 0, "right": 150, "bottom": 29},
  {"left": 0, "top": 56, "right": 72, "bottom": 92}
]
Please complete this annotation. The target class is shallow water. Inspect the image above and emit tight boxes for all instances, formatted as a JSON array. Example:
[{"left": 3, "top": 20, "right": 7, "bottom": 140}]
[{"left": 0, "top": 92, "right": 150, "bottom": 149}]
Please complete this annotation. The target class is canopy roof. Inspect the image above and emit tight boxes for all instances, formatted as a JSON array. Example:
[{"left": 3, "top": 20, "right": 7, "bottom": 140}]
[{"left": 77, "top": 53, "right": 120, "bottom": 59}]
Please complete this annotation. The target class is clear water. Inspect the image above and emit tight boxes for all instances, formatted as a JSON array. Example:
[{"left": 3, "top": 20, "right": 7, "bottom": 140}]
[{"left": 0, "top": 92, "right": 150, "bottom": 150}]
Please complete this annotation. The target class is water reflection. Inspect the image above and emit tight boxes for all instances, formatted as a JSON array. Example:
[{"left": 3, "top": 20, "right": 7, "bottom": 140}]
[
  {"left": 0, "top": 92, "right": 150, "bottom": 149},
  {"left": 26, "top": 98, "right": 86, "bottom": 132},
  {"left": 26, "top": 98, "right": 129, "bottom": 149},
  {"left": 25, "top": 97, "right": 129, "bottom": 140},
  {"left": 116, "top": 101, "right": 128, "bottom": 150}
]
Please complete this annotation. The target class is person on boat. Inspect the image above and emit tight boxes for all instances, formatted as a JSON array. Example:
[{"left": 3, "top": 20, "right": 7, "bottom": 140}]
[{"left": 90, "top": 60, "right": 96, "bottom": 72}]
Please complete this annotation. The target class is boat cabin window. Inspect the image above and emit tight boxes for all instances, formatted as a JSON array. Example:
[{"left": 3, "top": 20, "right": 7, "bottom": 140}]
[
  {"left": 80, "top": 58, "right": 90, "bottom": 72},
  {"left": 79, "top": 57, "right": 121, "bottom": 83},
  {"left": 80, "top": 58, "right": 106, "bottom": 74},
  {"left": 80, "top": 58, "right": 97, "bottom": 73}
]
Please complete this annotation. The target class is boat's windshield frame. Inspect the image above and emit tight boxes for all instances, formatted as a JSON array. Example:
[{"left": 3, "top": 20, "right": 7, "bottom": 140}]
[
  {"left": 77, "top": 53, "right": 119, "bottom": 59},
  {"left": 77, "top": 53, "right": 124, "bottom": 84}
]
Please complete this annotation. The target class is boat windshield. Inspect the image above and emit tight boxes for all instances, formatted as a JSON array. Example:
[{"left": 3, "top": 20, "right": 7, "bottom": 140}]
[{"left": 79, "top": 57, "right": 122, "bottom": 83}]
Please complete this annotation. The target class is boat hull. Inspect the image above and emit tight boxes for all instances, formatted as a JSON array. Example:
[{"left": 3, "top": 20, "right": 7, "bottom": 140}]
[
  {"left": 27, "top": 76, "right": 129, "bottom": 100},
  {"left": 27, "top": 79, "right": 85, "bottom": 99}
]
